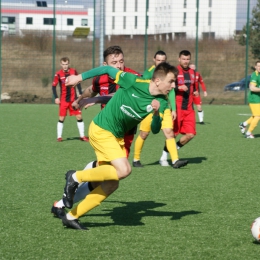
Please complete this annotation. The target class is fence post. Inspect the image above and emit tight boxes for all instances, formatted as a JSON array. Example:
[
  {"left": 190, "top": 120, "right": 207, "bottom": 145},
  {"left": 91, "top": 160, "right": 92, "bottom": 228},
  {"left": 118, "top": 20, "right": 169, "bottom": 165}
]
[
  {"left": 52, "top": 0, "right": 56, "bottom": 104},
  {"left": 0, "top": 0, "right": 2, "bottom": 104},
  {"left": 195, "top": 0, "right": 199, "bottom": 69}
]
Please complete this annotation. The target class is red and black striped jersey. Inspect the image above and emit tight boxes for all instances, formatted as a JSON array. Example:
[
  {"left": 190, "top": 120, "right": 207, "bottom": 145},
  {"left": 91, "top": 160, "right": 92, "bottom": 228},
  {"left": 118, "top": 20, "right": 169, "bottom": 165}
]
[
  {"left": 194, "top": 71, "right": 206, "bottom": 92},
  {"left": 52, "top": 68, "right": 82, "bottom": 102},
  {"left": 92, "top": 66, "right": 141, "bottom": 109},
  {"left": 176, "top": 65, "right": 196, "bottom": 111}
]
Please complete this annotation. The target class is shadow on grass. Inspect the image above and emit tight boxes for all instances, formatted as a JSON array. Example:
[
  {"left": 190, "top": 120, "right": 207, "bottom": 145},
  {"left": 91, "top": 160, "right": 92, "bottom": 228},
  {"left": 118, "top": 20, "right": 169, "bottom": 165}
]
[
  {"left": 145, "top": 157, "right": 207, "bottom": 166},
  {"left": 82, "top": 200, "right": 201, "bottom": 228}
]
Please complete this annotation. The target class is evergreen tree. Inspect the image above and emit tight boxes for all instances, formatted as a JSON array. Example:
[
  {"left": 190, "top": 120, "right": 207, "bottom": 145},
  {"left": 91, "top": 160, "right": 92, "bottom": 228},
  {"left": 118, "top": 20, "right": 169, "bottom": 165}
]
[{"left": 238, "top": 0, "right": 260, "bottom": 59}]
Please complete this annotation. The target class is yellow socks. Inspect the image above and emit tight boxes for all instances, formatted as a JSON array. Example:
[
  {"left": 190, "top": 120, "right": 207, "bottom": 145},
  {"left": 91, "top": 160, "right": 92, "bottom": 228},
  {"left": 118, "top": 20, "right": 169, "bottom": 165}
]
[
  {"left": 133, "top": 135, "right": 145, "bottom": 161},
  {"left": 166, "top": 138, "right": 178, "bottom": 162},
  {"left": 248, "top": 117, "right": 260, "bottom": 133},
  {"left": 76, "top": 165, "right": 119, "bottom": 183},
  {"left": 69, "top": 185, "right": 107, "bottom": 218}
]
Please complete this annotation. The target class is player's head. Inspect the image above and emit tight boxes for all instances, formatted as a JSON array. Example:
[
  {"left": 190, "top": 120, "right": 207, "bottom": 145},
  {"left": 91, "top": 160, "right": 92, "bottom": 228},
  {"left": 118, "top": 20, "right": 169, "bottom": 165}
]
[
  {"left": 103, "top": 45, "right": 125, "bottom": 70},
  {"left": 152, "top": 62, "right": 178, "bottom": 95},
  {"left": 153, "top": 50, "right": 167, "bottom": 66},
  {"left": 60, "top": 57, "right": 70, "bottom": 72},
  {"left": 189, "top": 63, "right": 196, "bottom": 70},
  {"left": 179, "top": 50, "right": 191, "bottom": 69},
  {"left": 255, "top": 61, "right": 260, "bottom": 72}
]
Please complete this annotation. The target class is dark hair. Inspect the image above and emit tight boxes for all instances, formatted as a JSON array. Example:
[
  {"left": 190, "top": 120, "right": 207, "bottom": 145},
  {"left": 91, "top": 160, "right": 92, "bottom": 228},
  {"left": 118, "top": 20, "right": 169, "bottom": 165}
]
[
  {"left": 60, "top": 57, "right": 70, "bottom": 63},
  {"left": 255, "top": 61, "right": 260, "bottom": 65},
  {"left": 154, "top": 50, "right": 167, "bottom": 58},
  {"left": 179, "top": 50, "right": 191, "bottom": 57},
  {"left": 152, "top": 62, "right": 178, "bottom": 80},
  {"left": 103, "top": 46, "right": 124, "bottom": 62}
]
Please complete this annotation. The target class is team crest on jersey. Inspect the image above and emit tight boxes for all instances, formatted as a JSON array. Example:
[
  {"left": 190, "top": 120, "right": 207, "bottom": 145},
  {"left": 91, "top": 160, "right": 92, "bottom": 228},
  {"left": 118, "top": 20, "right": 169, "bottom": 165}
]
[
  {"left": 120, "top": 72, "right": 126, "bottom": 77},
  {"left": 146, "top": 105, "right": 153, "bottom": 113},
  {"left": 120, "top": 105, "right": 142, "bottom": 121}
]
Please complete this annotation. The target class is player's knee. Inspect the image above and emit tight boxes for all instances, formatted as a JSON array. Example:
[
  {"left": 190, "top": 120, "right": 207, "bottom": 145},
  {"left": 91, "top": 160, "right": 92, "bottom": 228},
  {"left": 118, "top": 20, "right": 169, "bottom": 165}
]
[
  {"left": 102, "top": 181, "right": 119, "bottom": 195},
  {"left": 186, "top": 133, "right": 195, "bottom": 141},
  {"left": 117, "top": 164, "right": 132, "bottom": 179},
  {"left": 163, "top": 128, "right": 174, "bottom": 138},
  {"left": 140, "top": 131, "right": 149, "bottom": 140}
]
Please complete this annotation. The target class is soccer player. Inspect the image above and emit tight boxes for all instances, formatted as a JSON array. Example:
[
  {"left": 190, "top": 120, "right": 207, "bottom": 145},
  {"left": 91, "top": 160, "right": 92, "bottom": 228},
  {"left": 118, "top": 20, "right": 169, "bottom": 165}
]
[
  {"left": 239, "top": 60, "right": 260, "bottom": 138},
  {"left": 51, "top": 46, "right": 140, "bottom": 218},
  {"left": 55, "top": 62, "right": 178, "bottom": 230},
  {"left": 189, "top": 63, "right": 207, "bottom": 124},
  {"left": 159, "top": 50, "right": 197, "bottom": 162},
  {"left": 52, "top": 57, "right": 88, "bottom": 142},
  {"left": 132, "top": 50, "right": 188, "bottom": 168}
]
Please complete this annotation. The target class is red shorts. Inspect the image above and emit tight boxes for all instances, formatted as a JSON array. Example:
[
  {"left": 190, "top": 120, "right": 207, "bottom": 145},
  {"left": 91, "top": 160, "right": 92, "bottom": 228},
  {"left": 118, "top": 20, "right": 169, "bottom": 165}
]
[
  {"left": 174, "top": 109, "right": 196, "bottom": 136},
  {"left": 59, "top": 101, "right": 81, "bottom": 117},
  {"left": 193, "top": 95, "right": 202, "bottom": 105}
]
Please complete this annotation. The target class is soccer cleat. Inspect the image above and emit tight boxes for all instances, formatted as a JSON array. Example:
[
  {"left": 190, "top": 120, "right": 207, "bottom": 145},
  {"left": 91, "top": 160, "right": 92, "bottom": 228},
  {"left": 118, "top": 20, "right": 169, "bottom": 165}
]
[
  {"left": 62, "top": 215, "right": 88, "bottom": 230},
  {"left": 172, "top": 160, "right": 189, "bottom": 169},
  {"left": 51, "top": 201, "right": 66, "bottom": 219},
  {"left": 80, "top": 136, "right": 89, "bottom": 142},
  {"left": 200, "top": 121, "right": 205, "bottom": 125},
  {"left": 239, "top": 123, "right": 246, "bottom": 134},
  {"left": 57, "top": 137, "right": 62, "bottom": 142},
  {"left": 62, "top": 170, "right": 79, "bottom": 209},
  {"left": 132, "top": 161, "right": 143, "bottom": 167},
  {"left": 245, "top": 133, "right": 255, "bottom": 139},
  {"left": 159, "top": 159, "right": 169, "bottom": 166}
]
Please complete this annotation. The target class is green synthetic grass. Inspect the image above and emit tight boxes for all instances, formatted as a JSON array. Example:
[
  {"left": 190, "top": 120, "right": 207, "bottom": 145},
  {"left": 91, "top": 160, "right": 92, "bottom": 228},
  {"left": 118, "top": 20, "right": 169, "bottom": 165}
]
[{"left": 1, "top": 104, "right": 260, "bottom": 259}]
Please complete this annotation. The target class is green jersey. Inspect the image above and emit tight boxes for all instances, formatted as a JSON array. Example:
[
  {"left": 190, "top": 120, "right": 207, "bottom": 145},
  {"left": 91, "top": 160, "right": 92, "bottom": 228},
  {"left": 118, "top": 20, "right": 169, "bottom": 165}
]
[
  {"left": 142, "top": 65, "right": 155, "bottom": 80},
  {"left": 81, "top": 66, "right": 169, "bottom": 138},
  {"left": 248, "top": 71, "right": 260, "bottom": 104}
]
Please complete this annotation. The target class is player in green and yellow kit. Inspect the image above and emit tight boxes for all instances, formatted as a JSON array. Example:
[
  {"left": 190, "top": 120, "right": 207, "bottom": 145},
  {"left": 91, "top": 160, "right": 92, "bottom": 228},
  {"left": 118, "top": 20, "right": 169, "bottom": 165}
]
[
  {"left": 239, "top": 61, "right": 260, "bottom": 138},
  {"left": 56, "top": 62, "right": 178, "bottom": 230},
  {"left": 133, "top": 51, "right": 188, "bottom": 168}
]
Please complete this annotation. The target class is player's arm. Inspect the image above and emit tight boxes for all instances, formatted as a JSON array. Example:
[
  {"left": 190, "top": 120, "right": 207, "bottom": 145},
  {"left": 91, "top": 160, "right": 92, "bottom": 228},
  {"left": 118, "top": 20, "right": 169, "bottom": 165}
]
[
  {"left": 198, "top": 73, "right": 207, "bottom": 96},
  {"left": 168, "top": 88, "right": 177, "bottom": 120},
  {"left": 150, "top": 100, "right": 164, "bottom": 134},
  {"left": 249, "top": 82, "right": 260, "bottom": 92},
  {"left": 52, "top": 74, "right": 60, "bottom": 104},
  {"left": 65, "top": 66, "right": 121, "bottom": 87}
]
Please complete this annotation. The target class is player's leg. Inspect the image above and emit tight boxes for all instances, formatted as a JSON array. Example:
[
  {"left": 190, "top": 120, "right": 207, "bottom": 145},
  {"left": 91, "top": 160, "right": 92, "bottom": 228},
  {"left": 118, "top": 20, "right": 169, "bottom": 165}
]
[
  {"left": 245, "top": 104, "right": 260, "bottom": 138},
  {"left": 239, "top": 116, "right": 253, "bottom": 134},
  {"left": 57, "top": 101, "right": 67, "bottom": 142},
  {"left": 133, "top": 113, "right": 153, "bottom": 167},
  {"left": 71, "top": 104, "right": 89, "bottom": 142},
  {"left": 124, "top": 126, "right": 137, "bottom": 158},
  {"left": 194, "top": 96, "right": 204, "bottom": 124},
  {"left": 61, "top": 122, "right": 131, "bottom": 229}
]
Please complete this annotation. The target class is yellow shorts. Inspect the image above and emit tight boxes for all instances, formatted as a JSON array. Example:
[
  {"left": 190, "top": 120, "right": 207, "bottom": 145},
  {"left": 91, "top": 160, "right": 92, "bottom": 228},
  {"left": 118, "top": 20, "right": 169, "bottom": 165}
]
[
  {"left": 88, "top": 121, "right": 126, "bottom": 162},
  {"left": 249, "top": 103, "right": 260, "bottom": 116},
  {"left": 139, "top": 109, "right": 173, "bottom": 132}
]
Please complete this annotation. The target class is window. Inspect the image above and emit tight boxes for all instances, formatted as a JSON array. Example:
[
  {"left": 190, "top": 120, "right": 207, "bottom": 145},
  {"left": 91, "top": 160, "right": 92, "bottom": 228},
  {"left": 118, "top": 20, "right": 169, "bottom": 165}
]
[
  {"left": 112, "top": 16, "right": 115, "bottom": 30},
  {"left": 183, "top": 12, "right": 186, "bottom": 26},
  {"left": 81, "top": 19, "right": 88, "bottom": 26},
  {"left": 36, "top": 1, "right": 47, "bottom": 7},
  {"left": 43, "top": 18, "right": 55, "bottom": 25},
  {"left": 202, "top": 32, "right": 215, "bottom": 39},
  {"left": 26, "top": 17, "right": 33, "bottom": 25},
  {"left": 135, "top": 16, "right": 138, "bottom": 29},
  {"left": 123, "top": 17, "right": 126, "bottom": 29},
  {"left": 124, "top": 0, "right": 126, "bottom": 12},
  {"left": 208, "top": 11, "right": 212, "bottom": 26},
  {"left": 2, "top": 16, "right": 15, "bottom": 24},
  {"left": 209, "top": 0, "right": 212, "bottom": 7},
  {"left": 67, "top": 19, "right": 73, "bottom": 26},
  {"left": 184, "top": 0, "right": 187, "bottom": 8},
  {"left": 135, "top": 0, "right": 138, "bottom": 12},
  {"left": 112, "top": 0, "right": 115, "bottom": 12}
]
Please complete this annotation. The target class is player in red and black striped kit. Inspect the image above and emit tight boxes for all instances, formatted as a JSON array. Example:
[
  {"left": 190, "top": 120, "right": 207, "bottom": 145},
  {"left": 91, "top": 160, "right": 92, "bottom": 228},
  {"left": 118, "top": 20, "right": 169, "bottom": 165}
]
[
  {"left": 52, "top": 57, "right": 88, "bottom": 142},
  {"left": 159, "top": 50, "right": 198, "bottom": 162}
]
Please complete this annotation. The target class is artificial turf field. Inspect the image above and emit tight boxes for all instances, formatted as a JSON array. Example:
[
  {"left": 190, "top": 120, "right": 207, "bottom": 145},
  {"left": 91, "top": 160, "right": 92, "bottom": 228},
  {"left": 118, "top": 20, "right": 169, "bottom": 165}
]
[{"left": 1, "top": 103, "right": 260, "bottom": 259}]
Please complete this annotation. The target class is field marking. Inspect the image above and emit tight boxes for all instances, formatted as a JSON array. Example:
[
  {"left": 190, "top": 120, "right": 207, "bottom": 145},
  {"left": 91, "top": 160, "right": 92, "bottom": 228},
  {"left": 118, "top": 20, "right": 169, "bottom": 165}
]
[{"left": 237, "top": 113, "right": 251, "bottom": 116}]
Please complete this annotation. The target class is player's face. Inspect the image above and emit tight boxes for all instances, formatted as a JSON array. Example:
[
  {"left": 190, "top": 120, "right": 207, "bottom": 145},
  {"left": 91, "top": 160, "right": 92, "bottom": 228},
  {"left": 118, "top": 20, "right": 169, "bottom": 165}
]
[
  {"left": 189, "top": 64, "right": 196, "bottom": 70},
  {"left": 157, "top": 72, "right": 176, "bottom": 95},
  {"left": 104, "top": 53, "right": 125, "bottom": 70},
  {"left": 255, "top": 63, "right": 260, "bottom": 73},
  {"left": 60, "top": 61, "right": 70, "bottom": 72},
  {"left": 154, "top": 54, "right": 167, "bottom": 66},
  {"left": 179, "top": 55, "right": 191, "bottom": 69}
]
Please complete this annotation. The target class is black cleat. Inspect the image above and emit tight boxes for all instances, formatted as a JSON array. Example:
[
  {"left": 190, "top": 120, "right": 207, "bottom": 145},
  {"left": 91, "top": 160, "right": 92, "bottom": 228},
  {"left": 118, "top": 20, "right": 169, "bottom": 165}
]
[
  {"left": 200, "top": 121, "right": 205, "bottom": 125},
  {"left": 62, "top": 215, "right": 88, "bottom": 230},
  {"left": 132, "top": 160, "right": 143, "bottom": 167},
  {"left": 63, "top": 170, "right": 78, "bottom": 209},
  {"left": 172, "top": 160, "right": 189, "bottom": 169},
  {"left": 51, "top": 202, "right": 66, "bottom": 219}
]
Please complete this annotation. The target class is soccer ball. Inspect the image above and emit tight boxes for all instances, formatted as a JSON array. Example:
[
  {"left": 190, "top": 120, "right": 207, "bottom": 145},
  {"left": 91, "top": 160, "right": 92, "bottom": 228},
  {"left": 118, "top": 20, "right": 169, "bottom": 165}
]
[{"left": 251, "top": 217, "right": 260, "bottom": 241}]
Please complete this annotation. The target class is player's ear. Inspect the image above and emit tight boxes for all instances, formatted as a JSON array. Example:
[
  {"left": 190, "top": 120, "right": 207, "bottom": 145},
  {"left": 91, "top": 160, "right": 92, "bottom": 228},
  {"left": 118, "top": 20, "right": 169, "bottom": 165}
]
[{"left": 103, "top": 62, "right": 107, "bottom": 66}]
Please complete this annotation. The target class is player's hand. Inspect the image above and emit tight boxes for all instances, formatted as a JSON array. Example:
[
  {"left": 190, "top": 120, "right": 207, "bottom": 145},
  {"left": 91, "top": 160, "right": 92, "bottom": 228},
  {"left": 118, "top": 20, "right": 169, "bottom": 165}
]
[
  {"left": 151, "top": 99, "right": 160, "bottom": 112},
  {"left": 204, "top": 91, "right": 208, "bottom": 97},
  {"left": 65, "top": 75, "right": 82, "bottom": 87},
  {"left": 193, "top": 91, "right": 199, "bottom": 96},
  {"left": 171, "top": 110, "right": 177, "bottom": 120},
  {"left": 72, "top": 101, "right": 79, "bottom": 110},
  {"left": 55, "top": 98, "right": 60, "bottom": 105},
  {"left": 178, "top": 85, "right": 188, "bottom": 91}
]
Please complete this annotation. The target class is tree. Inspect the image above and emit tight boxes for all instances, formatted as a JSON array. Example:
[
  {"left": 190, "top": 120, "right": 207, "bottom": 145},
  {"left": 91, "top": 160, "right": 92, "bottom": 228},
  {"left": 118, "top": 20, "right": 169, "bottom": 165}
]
[{"left": 238, "top": 0, "right": 260, "bottom": 59}]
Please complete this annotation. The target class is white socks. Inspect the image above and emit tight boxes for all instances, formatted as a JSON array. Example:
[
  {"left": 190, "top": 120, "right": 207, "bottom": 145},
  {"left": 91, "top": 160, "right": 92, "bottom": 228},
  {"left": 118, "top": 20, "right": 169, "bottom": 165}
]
[
  {"left": 57, "top": 121, "right": 63, "bottom": 138},
  {"left": 198, "top": 111, "right": 204, "bottom": 122},
  {"left": 77, "top": 121, "right": 85, "bottom": 137}
]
